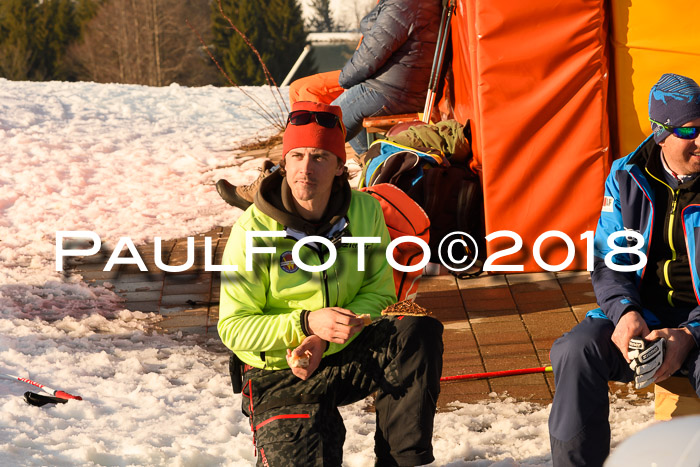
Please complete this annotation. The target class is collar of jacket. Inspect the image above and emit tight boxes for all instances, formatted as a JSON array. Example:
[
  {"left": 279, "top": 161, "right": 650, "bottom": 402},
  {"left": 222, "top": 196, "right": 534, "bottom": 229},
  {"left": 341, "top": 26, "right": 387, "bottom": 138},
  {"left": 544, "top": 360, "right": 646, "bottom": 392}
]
[
  {"left": 254, "top": 168, "right": 351, "bottom": 236},
  {"left": 284, "top": 217, "right": 350, "bottom": 252},
  {"left": 628, "top": 136, "right": 700, "bottom": 191},
  {"left": 628, "top": 136, "right": 659, "bottom": 170}
]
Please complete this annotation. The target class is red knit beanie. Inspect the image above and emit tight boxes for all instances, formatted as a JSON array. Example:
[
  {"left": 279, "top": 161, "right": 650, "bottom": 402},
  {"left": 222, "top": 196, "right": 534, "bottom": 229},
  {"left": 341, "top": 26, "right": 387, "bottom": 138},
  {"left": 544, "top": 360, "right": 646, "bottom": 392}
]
[{"left": 282, "top": 101, "right": 346, "bottom": 163}]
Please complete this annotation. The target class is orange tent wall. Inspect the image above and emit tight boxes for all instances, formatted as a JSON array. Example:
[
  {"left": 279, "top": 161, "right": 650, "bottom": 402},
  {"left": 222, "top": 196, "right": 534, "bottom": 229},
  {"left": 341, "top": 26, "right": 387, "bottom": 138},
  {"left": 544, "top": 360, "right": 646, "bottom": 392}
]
[{"left": 448, "top": 0, "right": 611, "bottom": 272}]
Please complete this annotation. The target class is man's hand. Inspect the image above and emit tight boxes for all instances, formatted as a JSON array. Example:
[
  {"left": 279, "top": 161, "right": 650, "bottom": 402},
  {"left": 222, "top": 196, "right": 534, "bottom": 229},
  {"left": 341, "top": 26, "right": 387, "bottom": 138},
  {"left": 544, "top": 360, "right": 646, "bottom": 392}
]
[
  {"left": 644, "top": 327, "right": 695, "bottom": 384},
  {"left": 286, "top": 335, "right": 326, "bottom": 380},
  {"left": 307, "top": 307, "right": 366, "bottom": 344},
  {"left": 612, "top": 310, "right": 650, "bottom": 362}
]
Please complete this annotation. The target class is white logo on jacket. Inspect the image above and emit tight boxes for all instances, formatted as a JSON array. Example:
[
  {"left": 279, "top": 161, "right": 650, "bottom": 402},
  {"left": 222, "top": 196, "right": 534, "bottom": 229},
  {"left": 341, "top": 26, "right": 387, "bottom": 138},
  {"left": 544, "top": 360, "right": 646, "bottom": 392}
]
[{"left": 602, "top": 196, "right": 614, "bottom": 212}]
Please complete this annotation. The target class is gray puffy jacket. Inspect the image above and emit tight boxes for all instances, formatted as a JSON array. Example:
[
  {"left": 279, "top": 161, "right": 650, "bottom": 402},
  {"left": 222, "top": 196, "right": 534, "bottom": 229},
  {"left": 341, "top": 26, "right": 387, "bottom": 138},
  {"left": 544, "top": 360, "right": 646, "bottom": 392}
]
[{"left": 339, "top": 0, "right": 442, "bottom": 111}]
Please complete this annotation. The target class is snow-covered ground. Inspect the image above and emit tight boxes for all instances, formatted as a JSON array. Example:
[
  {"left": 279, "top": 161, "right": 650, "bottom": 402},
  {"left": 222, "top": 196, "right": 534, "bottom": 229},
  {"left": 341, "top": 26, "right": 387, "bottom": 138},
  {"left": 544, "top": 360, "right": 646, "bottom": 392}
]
[{"left": 0, "top": 79, "right": 655, "bottom": 466}]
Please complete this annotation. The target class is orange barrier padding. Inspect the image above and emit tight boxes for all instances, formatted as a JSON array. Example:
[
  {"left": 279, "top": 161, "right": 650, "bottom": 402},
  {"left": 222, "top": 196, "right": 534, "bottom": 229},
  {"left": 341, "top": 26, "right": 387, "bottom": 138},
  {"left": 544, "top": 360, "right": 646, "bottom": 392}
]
[
  {"left": 610, "top": 1, "right": 700, "bottom": 159},
  {"left": 452, "top": 0, "right": 610, "bottom": 271},
  {"left": 289, "top": 70, "right": 344, "bottom": 106}
]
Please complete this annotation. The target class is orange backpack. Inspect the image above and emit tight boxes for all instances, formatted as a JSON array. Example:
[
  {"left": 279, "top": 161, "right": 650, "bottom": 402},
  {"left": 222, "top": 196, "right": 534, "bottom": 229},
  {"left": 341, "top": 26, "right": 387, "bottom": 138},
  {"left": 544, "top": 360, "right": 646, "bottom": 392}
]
[{"left": 360, "top": 183, "right": 430, "bottom": 302}]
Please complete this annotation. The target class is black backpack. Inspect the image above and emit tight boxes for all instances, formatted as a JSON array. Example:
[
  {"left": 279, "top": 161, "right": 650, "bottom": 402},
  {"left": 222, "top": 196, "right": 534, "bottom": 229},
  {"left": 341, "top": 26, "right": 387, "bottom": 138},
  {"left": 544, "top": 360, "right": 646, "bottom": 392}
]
[{"left": 421, "top": 164, "right": 485, "bottom": 277}]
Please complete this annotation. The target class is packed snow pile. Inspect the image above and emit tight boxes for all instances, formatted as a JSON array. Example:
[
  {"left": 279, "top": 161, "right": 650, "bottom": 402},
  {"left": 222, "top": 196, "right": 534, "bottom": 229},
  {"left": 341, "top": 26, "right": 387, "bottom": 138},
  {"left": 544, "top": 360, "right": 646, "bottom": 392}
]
[{"left": 0, "top": 79, "right": 654, "bottom": 466}]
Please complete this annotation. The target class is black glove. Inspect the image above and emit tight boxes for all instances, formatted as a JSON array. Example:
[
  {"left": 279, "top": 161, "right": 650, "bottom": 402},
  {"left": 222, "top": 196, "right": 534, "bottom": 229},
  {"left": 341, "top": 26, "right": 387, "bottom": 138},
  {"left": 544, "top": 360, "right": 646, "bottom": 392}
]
[{"left": 628, "top": 337, "right": 665, "bottom": 389}]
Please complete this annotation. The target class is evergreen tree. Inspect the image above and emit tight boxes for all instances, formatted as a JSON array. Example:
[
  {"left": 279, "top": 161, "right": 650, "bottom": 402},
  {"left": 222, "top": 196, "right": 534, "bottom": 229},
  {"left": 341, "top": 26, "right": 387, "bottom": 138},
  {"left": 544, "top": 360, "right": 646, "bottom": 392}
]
[
  {"left": 0, "top": 0, "right": 37, "bottom": 80},
  {"left": 0, "top": 0, "right": 94, "bottom": 80},
  {"left": 75, "top": 0, "right": 101, "bottom": 26},
  {"left": 61, "top": 0, "right": 100, "bottom": 81},
  {"left": 307, "top": 0, "right": 335, "bottom": 32},
  {"left": 37, "top": 0, "right": 81, "bottom": 80},
  {"left": 212, "top": 0, "right": 313, "bottom": 86}
]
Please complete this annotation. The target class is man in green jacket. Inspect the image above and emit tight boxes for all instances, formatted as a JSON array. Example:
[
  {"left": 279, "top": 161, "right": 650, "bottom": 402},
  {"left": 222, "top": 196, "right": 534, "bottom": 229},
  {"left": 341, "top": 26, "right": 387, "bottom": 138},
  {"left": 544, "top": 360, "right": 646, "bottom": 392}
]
[{"left": 218, "top": 101, "right": 444, "bottom": 467}]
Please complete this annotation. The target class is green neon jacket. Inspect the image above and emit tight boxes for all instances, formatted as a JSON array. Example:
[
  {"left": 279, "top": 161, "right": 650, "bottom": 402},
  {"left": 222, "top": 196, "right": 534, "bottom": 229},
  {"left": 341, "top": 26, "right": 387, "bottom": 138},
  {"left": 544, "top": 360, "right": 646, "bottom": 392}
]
[{"left": 217, "top": 174, "right": 396, "bottom": 370}]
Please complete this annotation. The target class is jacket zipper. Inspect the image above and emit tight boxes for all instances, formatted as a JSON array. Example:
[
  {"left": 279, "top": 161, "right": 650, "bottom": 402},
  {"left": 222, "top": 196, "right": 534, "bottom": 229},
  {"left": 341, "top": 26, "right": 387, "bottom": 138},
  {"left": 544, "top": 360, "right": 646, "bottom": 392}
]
[
  {"left": 645, "top": 167, "right": 678, "bottom": 306},
  {"left": 664, "top": 190, "right": 680, "bottom": 306},
  {"left": 316, "top": 247, "right": 331, "bottom": 307},
  {"left": 286, "top": 235, "right": 333, "bottom": 308}
]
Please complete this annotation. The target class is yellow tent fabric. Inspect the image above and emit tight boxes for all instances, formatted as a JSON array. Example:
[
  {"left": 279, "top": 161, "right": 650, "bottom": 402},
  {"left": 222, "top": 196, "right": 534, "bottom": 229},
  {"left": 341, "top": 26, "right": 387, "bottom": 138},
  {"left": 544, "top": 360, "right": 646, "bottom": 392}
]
[{"left": 610, "top": 0, "right": 700, "bottom": 158}]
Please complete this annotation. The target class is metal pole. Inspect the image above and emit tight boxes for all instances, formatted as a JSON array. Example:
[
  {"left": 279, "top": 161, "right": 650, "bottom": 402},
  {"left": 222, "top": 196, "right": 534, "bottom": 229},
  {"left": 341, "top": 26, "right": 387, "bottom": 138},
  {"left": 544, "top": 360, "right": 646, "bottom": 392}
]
[
  {"left": 281, "top": 44, "right": 312, "bottom": 87},
  {"left": 427, "top": 2, "right": 450, "bottom": 93},
  {"left": 422, "top": 0, "right": 456, "bottom": 123}
]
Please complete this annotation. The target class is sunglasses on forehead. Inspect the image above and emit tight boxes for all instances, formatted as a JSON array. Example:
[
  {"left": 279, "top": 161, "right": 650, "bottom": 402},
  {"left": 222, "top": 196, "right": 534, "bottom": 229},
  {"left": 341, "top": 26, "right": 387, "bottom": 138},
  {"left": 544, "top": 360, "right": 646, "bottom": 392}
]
[
  {"left": 287, "top": 110, "right": 343, "bottom": 130},
  {"left": 650, "top": 118, "right": 700, "bottom": 140}
]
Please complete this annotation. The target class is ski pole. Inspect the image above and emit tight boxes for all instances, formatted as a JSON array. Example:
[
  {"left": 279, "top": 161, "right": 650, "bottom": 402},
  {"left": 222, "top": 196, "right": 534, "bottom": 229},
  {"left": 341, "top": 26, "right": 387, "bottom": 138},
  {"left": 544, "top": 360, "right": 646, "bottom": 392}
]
[
  {"left": 0, "top": 373, "right": 83, "bottom": 400},
  {"left": 440, "top": 365, "right": 553, "bottom": 382},
  {"left": 422, "top": 0, "right": 457, "bottom": 122}
]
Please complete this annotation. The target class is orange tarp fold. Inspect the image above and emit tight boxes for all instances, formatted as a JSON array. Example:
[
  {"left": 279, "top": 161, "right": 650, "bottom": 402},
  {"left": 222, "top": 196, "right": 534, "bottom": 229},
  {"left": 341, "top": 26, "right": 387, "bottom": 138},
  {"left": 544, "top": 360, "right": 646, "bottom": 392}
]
[{"left": 450, "top": 0, "right": 611, "bottom": 272}]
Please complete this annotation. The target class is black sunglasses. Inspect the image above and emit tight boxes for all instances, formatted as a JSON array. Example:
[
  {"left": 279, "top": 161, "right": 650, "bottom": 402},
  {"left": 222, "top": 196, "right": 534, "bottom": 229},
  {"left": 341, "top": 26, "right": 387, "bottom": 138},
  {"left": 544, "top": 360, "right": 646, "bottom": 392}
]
[
  {"left": 650, "top": 118, "right": 700, "bottom": 140},
  {"left": 287, "top": 110, "right": 343, "bottom": 132}
]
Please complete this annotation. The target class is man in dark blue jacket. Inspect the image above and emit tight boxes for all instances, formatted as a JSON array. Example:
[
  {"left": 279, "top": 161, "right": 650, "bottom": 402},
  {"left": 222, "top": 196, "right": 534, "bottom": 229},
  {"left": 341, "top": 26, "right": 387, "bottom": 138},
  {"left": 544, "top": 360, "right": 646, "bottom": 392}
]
[{"left": 548, "top": 73, "right": 700, "bottom": 467}]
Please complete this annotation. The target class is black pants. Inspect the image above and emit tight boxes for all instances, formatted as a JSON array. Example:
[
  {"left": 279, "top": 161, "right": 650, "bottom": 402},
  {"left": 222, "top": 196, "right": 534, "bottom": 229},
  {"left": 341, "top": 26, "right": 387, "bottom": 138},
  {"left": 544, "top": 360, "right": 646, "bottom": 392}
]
[{"left": 240, "top": 315, "right": 444, "bottom": 467}]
